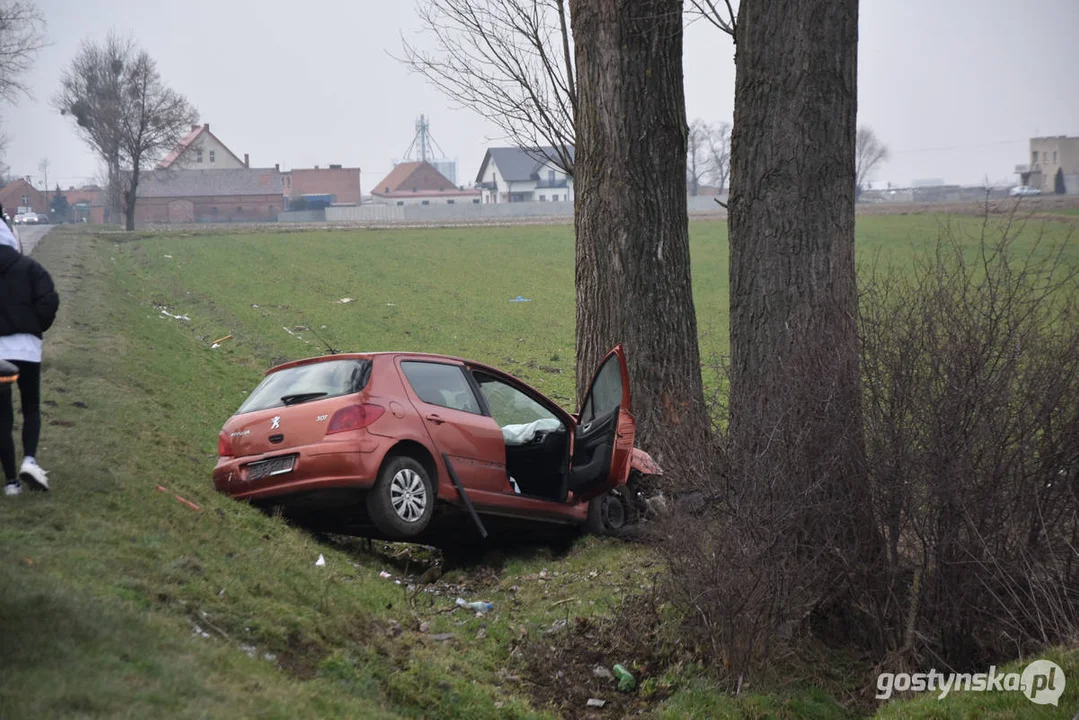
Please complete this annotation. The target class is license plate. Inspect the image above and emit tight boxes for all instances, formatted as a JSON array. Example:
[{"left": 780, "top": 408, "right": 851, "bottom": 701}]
[{"left": 246, "top": 455, "right": 296, "bottom": 482}]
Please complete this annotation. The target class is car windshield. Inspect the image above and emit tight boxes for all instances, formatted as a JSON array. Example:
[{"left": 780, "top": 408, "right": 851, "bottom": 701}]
[{"left": 236, "top": 359, "right": 371, "bottom": 414}]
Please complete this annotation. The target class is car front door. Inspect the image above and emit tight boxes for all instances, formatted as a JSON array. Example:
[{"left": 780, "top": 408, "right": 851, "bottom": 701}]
[
  {"left": 397, "top": 359, "right": 508, "bottom": 495},
  {"left": 567, "top": 345, "right": 636, "bottom": 501}
]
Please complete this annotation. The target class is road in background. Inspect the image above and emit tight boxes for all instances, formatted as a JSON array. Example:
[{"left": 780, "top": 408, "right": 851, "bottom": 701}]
[{"left": 18, "top": 225, "right": 53, "bottom": 255}]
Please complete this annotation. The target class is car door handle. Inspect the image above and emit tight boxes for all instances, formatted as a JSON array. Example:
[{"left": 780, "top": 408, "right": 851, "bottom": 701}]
[{"left": 426, "top": 413, "right": 445, "bottom": 425}]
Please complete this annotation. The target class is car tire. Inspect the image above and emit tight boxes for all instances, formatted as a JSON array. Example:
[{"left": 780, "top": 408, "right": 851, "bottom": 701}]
[
  {"left": 367, "top": 455, "right": 435, "bottom": 539},
  {"left": 586, "top": 488, "right": 632, "bottom": 536}
]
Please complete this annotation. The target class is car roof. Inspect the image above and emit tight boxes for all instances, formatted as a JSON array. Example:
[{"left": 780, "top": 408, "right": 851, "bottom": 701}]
[{"left": 266, "top": 351, "right": 504, "bottom": 376}]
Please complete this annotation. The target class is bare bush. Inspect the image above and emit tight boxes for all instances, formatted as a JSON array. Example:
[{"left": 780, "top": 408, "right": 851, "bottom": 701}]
[
  {"left": 661, "top": 206, "right": 1079, "bottom": 687},
  {"left": 860, "top": 210, "right": 1079, "bottom": 671}
]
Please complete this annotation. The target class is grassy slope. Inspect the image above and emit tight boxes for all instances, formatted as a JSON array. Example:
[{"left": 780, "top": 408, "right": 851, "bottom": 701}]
[{"left": 0, "top": 217, "right": 1076, "bottom": 719}]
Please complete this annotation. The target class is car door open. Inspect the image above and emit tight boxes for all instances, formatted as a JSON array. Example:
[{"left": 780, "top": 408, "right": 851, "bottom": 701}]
[{"left": 567, "top": 345, "right": 635, "bottom": 501}]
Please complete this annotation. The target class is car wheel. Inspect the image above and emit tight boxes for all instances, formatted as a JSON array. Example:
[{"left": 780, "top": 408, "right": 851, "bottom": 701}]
[
  {"left": 367, "top": 455, "right": 435, "bottom": 538},
  {"left": 586, "top": 489, "right": 631, "bottom": 536}
]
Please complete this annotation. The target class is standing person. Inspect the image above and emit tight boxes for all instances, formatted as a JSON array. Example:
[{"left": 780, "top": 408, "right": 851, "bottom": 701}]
[{"left": 0, "top": 203, "right": 59, "bottom": 495}]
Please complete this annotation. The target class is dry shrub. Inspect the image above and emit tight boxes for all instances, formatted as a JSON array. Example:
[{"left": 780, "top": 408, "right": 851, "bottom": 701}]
[
  {"left": 860, "top": 213, "right": 1079, "bottom": 672},
  {"left": 660, "top": 208, "right": 1079, "bottom": 688}
]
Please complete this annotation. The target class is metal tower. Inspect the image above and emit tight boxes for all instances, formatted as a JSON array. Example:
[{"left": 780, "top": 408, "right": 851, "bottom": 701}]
[{"left": 401, "top": 115, "right": 457, "bottom": 184}]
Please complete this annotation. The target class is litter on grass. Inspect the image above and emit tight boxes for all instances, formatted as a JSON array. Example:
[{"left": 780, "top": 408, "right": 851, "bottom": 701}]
[
  {"left": 211, "top": 334, "right": 233, "bottom": 349},
  {"left": 159, "top": 308, "right": 190, "bottom": 321},
  {"left": 509, "top": 296, "right": 532, "bottom": 303},
  {"left": 335, "top": 298, "right": 354, "bottom": 304},
  {"left": 315, "top": 554, "right": 326, "bottom": 567}
]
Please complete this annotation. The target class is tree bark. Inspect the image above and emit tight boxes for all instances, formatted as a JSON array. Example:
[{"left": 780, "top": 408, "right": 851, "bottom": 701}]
[
  {"left": 728, "top": 0, "right": 872, "bottom": 552},
  {"left": 570, "top": 0, "right": 708, "bottom": 461}
]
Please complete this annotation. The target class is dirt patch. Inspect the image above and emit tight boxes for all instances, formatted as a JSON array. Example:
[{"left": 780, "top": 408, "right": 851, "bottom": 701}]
[
  {"left": 277, "top": 631, "right": 328, "bottom": 681},
  {"left": 520, "top": 596, "right": 680, "bottom": 719}
]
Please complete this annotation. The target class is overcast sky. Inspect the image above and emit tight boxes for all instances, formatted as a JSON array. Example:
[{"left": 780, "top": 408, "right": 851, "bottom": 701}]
[{"left": 2, "top": 0, "right": 1076, "bottom": 192}]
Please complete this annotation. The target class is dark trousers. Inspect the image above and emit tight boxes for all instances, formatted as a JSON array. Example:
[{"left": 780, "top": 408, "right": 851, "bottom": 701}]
[{"left": 0, "top": 361, "right": 41, "bottom": 482}]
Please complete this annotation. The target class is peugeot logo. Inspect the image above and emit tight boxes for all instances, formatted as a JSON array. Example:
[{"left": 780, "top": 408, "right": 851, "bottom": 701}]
[{"left": 270, "top": 416, "right": 281, "bottom": 430}]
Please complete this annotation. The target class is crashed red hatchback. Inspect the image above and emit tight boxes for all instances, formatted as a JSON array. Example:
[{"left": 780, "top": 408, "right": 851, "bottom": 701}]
[{"left": 213, "top": 345, "right": 658, "bottom": 540}]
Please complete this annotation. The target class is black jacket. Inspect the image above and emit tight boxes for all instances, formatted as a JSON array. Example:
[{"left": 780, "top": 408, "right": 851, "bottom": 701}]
[{"left": 0, "top": 245, "right": 59, "bottom": 338}]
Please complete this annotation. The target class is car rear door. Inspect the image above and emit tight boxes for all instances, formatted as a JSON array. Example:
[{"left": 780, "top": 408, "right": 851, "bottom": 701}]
[
  {"left": 396, "top": 358, "right": 508, "bottom": 494},
  {"left": 567, "top": 345, "right": 636, "bottom": 501}
]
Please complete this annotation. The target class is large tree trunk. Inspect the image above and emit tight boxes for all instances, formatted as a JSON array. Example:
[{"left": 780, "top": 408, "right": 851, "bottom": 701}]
[
  {"left": 728, "top": 0, "right": 873, "bottom": 555},
  {"left": 570, "top": 0, "right": 708, "bottom": 462}
]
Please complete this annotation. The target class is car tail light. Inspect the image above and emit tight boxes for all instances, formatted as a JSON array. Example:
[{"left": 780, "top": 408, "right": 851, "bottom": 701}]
[
  {"left": 218, "top": 429, "right": 233, "bottom": 457},
  {"left": 327, "top": 404, "right": 385, "bottom": 434}
]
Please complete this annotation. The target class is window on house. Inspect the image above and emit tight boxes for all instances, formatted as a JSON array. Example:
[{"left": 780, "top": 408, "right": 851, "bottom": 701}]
[
  {"left": 210, "top": 151, "right": 216, "bottom": 163},
  {"left": 197, "top": 149, "right": 203, "bottom": 163},
  {"left": 396, "top": 201, "right": 404, "bottom": 206},
  {"left": 237, "top": 206, "right": 243, "bottom": 212},
  {"left": 422, "top": 200, "right": 430, "bottom": 206},
  {"left": 539, "top": 195, "right": 546, "bottom": 202},
  {"left": 1054, "top": 151, "right": 1058, "bottom": 163},
  {"left": 1032, "top": 151, "right": 1039, "bottom": 166},
  {"left": 1044, "top": 152, "right": 1049, "bottom": 161},
  {"left": 473, "top": 199, "right": 481, "bottom": 204},
  {"left": 548, "top": 169, "right": 555, "bottom": 184},
  {"left": 447, "top": 199, "right": 455, "bottom": 204}
]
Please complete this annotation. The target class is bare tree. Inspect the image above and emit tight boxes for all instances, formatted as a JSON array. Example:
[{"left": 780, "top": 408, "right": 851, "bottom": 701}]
[
  {"left": 401, "top": 0, "right": 576, "bottom": 174},
  {"left": 55, "top": 33, "right": 131, "bottom": 218},
  {"left": 855, "top": 125, "right": 889, "bottom": 199},
  {"left": 571, "top": 0, "right": 709, "bottom": 460},
  {"left": 0, "top": 0, "right": 46, "bottom": 103},
  {"left": 687, "top": 0, "right": 737, "bottom": 36},
  {"left": 687, "top": 120, "right": 731, "bottom": 195},
  {"left": 56, "top": 34, "right": 196, "bottom": 230}
]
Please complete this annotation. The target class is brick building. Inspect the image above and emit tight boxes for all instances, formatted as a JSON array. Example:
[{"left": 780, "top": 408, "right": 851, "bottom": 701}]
[
  {"left": 370, "top": 161, "right": 479, "bottom": 206},
  {"left": 135, "top": 168, "right": 284, "bottom": 224},
  {"left": 284, "top": 165, "right": 361, "bottom": 207},
  {"left": 0, "top": 178, "right": 47, "bottom": 215}
]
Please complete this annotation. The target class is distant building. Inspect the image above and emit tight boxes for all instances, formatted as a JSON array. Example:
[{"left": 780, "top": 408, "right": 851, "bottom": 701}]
[
  {"left": 60, "top": 185, "right": 108, "bottom": 224},
  {"left": 284, "top": 165, "right": 362, "bottom": 208},
  {"left": 475, "top": 146, "right": 574, "bottom": 203},
  {"left": 0, "top": 178, "right": 47, "bottom": 215},
  {"left": 158, "top": 123, "right": 250, "bottom": 171},
  {"left": 135, "top": 168, "right": 284, "bottom": 224},
  {"left": 1017, "top": 136, "right": 1079, "bottom": 194},
  {"left": 369, "top": 161, "right": 480, "bottom": 206}
]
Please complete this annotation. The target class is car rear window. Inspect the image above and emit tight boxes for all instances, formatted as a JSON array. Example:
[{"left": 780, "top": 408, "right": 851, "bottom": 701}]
[{"left": 236, "top": 359, "right": 371, "bottom": 415}]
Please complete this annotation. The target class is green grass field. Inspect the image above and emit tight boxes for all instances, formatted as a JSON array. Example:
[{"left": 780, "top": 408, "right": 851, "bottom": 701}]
[{"left": 1, "top": 217, "right": 1076, "bottom": 718}]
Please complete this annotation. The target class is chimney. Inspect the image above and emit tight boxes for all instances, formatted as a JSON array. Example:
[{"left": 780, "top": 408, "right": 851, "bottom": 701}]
[
  {"left": 274, "top": 163, "right": 280, "bottom": 172},
  {"left": 191, "top": 124, "right": 199, "bottom": 132},
  {"left": 315, "top": 165, "right": 320, "bottom": 170},
  {"left": 244, "top": 153, "right": 249, "bottom": 168},
  {"left": 204, "top": 123, "right": 209, "bottom": 131}
]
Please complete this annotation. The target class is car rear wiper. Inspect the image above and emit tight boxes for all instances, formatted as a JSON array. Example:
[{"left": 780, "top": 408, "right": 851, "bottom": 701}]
[{"left": 280, "top": 392, "right": 328, "bottom": 406}]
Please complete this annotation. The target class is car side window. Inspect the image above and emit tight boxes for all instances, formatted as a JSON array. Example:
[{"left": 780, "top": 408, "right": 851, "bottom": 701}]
[
  {"left": 581, "top": 354, "right": 623, "bottom": 423},
  {"left": 401, "top": 361, "right": 481, "bottom": 414},
  {"left": 473, "top": 372, "right": 557, "bottom": 427}
]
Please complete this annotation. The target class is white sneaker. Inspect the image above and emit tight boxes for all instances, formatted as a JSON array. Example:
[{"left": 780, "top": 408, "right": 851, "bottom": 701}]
[
  {"left": 19, "top": 459, "right": 49, "bottom": 491},
  {"left": 4, "top": 482, "right": 21, "bottom": 496}
]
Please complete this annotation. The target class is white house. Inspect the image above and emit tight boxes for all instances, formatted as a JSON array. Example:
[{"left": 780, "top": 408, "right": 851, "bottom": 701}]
[
  {"left": 475, "top": 146, "right": 574, "bottom": 204},
  {"left": 158, "top": 123, "right": 249, "bottom": 171}
]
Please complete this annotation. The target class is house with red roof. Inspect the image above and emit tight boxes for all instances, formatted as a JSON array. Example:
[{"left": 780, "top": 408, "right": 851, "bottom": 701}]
[
  {"left": 369, "top": 161, "right": 479, "bottom": 206},
  {"left": 158, "top": 123, "right": 250, "bottom": 171}
]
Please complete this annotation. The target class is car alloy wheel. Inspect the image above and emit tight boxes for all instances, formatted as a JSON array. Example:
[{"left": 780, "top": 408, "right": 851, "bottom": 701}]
[{"left": 390, "top": 468, "right": 427, "bottom": 522}]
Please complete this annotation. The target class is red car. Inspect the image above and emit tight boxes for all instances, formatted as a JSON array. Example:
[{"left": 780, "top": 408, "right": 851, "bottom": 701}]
[{"left": 213, "top": 345, "right": 659, "bottom": 540}]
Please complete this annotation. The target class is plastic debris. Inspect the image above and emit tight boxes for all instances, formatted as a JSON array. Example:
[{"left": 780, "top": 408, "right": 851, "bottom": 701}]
[
  {"left": 315, "top": 554, "right": 326, "bottom": 567},
  {"left": 155, "top": 485, "right": 201, "bottom": 511},
  {"left": 593, "top": 665, "right": 614, "bottom": 680},
  {"left": 164, "top": 254, "right": 173, "bottom": 259},
  {"left": 509, "top": 296, "right": 532, "bottom": 303},
  {"left": 613, "top": 664, "right": 636, "bottom": 691},
  {"left": 455, "top": 597, "right": 493, "bottom": 614},
  {"left": 192, "top": 625, "right": 211, "bottom": 639},
  {"left": 336, "top": 297, "right": 354, "bottom": 304},
  {"left": 586, "top": 698, "right": 606, "bottom": 708},
  {"left": 159, "top": 308, "right": 190, "bottom": 321},
  {"left": 379, "top": 570, "right": 392, "bottom": 579}
]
